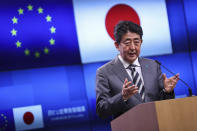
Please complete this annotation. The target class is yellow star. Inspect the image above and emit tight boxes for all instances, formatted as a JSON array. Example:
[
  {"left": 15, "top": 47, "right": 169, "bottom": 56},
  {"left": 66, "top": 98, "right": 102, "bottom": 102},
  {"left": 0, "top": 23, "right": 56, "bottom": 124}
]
[
  {"left": 27, "top": 5, "right": 33, "bottom": 11},
  {"left": 46, "top": 15, "right": 52, "bottom": 22},
  {"left": 49, "top": 38, "right": 55, "bottom": 45},
  {"left": 18, "top": 8, "right": 24, "bottom": 15},
  {"left": 16, "top": 41, "right": 22, "bottom": 48},
  {"left": 44, "top": 48, "right": 49, "bottom": 54},
  {"left": 12, "top": 17, "right": 18, "bottom": 24},
  {"left": 35, "top": 52, "right": 40, "bottom": 58},
  {"left": 11, "top": 29, "right": 17, "bottom": 36},
  {"left": 50, "top": 26, "right": 56, "bottom": 34},
  {"left": 24, "top": 49, "right": 30, "bottom": 56},
  {"left": 38, "top": 7, "right": 43, "bottom": 14}
]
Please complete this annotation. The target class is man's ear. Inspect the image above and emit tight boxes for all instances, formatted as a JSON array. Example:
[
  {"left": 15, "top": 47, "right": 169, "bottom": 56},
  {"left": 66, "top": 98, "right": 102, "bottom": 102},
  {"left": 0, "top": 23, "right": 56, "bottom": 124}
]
[{"left": 114, "top": 41, "right": 119, "bottom": 50}]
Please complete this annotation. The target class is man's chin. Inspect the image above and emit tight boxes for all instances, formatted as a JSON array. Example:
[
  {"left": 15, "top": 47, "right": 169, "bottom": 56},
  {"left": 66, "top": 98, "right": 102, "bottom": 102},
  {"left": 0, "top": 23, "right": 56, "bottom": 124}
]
[{"left": 126, "top": 56, "right": 137, "bottom": 63}]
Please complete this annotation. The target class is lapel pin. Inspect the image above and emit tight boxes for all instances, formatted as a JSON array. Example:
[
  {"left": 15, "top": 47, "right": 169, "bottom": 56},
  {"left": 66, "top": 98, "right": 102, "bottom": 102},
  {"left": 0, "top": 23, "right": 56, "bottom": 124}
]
[{"left": 145, "top": 65, "right": 149, "bottom": 68}]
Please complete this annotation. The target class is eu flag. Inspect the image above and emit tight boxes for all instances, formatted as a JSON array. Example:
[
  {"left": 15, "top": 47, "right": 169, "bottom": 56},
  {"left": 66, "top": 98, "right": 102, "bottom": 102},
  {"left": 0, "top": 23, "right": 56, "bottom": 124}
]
[
  {"left": 0, "top": 109, "right": 15, "bottom": 131},
  {"left": 0, "top": 0, "right": 81, "bottom": 71}
]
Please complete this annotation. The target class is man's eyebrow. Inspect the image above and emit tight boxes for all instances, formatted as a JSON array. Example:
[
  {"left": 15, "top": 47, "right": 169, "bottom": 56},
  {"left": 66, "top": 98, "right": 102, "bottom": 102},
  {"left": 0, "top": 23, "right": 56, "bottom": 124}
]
[
  {"left": 133, "top": 38, "right": 140, "bottom": 40},
  {"left": 123, "top": 38, "right": 131, "bottom": 42},
  {"left": 123, "top": 38, "right": 140, "bottom": 42}
]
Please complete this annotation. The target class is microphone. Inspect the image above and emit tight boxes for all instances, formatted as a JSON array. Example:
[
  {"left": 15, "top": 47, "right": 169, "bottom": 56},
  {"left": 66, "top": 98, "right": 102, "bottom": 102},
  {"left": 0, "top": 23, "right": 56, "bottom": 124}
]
[{"left": 155, "top": 60, "right": 193, "bottom": 97}]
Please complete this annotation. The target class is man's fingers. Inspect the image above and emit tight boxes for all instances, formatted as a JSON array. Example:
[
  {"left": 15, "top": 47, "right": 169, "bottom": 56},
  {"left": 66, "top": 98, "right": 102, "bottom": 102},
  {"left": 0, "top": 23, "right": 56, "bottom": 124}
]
[
  {"left": 175, "top": 73, "right": 180, "bottom": 80},
  {"left": 122, "top": 85, "right": 138, "bottom": 100},
  {"left": 133, "top": 90, "right": 138, "bottom": 94},
  {"left": 123, "top": 78, "right": 133, "bottom": 88},
  {"left": 124, "top": 78, "right": 128, "bottom": 85},
  {"left": 169, "top": 73, "right": 179, "bottom": 79},
  {"left": 123, "top": 78, "right": 128, "bottom": 89},
  {"left": 125, "top": 85, "right": 136, "bottom": 91},
  {"left": 128, "top": 88, "right": 138, "bottom": 95},
  {"left": 169, "top": 73, "right": 180, "bottom": 83},
  {"left": 124, "top": 85, "right": 138, "bottom": 93},
  {"left": 162, "top": 73, "right": 167, "bottom": 80},
  {"left": 124, "top": 81, "right": 132, "bottom": 88},
  {"left": 175, "top": 73, "right": 180, "bottom": 77}
]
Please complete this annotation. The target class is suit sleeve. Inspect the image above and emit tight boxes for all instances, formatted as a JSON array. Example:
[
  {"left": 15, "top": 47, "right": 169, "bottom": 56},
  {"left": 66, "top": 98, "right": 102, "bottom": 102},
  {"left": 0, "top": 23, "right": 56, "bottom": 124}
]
[
  {"left": 157, "top": 63, "right": 175, "bottom": 100},
  {"left": 96, "top": 69, "right": 129, "bottom": 119}
]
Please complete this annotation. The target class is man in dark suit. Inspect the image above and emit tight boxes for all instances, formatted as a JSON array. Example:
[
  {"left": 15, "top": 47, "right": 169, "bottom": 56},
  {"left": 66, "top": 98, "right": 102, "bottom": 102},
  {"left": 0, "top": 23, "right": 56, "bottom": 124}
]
[{"left": 96, "top": 21, "right": 180, "bottom": 119}]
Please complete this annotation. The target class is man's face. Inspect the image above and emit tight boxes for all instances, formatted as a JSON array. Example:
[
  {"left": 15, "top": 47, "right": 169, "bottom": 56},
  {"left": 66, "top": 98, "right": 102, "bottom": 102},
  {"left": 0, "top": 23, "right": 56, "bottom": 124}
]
[{"left": 115, "top": 32, "right": 142, "bottom": 64}]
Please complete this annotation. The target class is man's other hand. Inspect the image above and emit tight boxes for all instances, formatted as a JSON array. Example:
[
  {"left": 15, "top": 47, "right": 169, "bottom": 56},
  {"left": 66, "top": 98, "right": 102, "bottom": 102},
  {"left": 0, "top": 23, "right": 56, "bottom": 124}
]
[
  {"left": 122, "top": 78, "right": 138, "bottom": 101},
  {"left": 163, "top": 73, "right": 180, "bottom": 93}
]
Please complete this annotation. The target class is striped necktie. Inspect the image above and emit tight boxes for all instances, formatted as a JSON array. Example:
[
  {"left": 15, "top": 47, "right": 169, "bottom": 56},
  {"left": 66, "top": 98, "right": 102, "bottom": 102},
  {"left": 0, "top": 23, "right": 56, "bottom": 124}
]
[{"left": 127, "top": 64, "right": 145, "bottom": 101}]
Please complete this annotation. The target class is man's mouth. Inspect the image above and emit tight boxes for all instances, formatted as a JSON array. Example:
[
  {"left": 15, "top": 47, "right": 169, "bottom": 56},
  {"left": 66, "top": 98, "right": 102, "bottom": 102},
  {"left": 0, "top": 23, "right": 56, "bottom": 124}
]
[{"left": 128, "top": 52, "right": 136, "bottom": 56}]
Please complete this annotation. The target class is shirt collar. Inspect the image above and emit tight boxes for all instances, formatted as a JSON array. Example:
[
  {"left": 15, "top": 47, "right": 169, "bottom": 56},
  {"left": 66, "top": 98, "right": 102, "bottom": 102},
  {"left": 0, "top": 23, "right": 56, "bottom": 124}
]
[{"left": 118, "top": 55, "right": 140, "bottom": 69}]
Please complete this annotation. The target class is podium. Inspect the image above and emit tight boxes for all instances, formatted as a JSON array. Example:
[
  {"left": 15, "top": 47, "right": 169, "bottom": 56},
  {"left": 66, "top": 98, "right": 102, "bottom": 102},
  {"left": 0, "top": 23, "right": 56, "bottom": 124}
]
[{"left": 111, "top": 96, "right": 197, "bottom": 131}]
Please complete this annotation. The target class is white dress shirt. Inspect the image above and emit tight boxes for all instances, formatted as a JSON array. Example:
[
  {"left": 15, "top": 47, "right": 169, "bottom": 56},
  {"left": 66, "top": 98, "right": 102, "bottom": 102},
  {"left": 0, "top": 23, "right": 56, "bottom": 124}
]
[{"left": 118, "top": 55, "right": 144, "bottom": 88}]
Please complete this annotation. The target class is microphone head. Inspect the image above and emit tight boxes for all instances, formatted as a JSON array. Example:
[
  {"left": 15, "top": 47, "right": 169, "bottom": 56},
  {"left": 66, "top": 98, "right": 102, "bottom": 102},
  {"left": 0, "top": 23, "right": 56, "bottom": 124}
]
[{"left": 155, "top": 60, "right": 161, "bottom": 65}]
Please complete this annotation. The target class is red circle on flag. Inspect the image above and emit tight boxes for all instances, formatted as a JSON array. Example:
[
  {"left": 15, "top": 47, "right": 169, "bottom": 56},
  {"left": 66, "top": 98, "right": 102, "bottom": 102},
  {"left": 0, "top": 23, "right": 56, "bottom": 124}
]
[
  {"left": 105, "top": 4, "right": 141, "bottom": 40},
  {"left": 23, "top": 112, "right": 34, "bottom": 125}
]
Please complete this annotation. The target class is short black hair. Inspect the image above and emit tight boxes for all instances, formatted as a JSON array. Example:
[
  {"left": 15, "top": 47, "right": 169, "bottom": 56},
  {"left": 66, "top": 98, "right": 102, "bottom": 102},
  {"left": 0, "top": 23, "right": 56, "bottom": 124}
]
[{"left": 114, "top": 21, "right": 143, "bottom": 44}]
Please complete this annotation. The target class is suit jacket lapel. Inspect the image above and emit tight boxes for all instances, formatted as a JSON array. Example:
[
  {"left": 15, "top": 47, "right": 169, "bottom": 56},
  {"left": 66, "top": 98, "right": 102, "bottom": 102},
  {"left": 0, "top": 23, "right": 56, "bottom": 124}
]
[
  {"left": 138, "top": 57, "right": 149, "bottom": 94},
  {"left": 111, "top": 56, "right": 131, "bottom": 83},
  {"left": 111, "top": 56, "right": 142, "bottom": 101}
]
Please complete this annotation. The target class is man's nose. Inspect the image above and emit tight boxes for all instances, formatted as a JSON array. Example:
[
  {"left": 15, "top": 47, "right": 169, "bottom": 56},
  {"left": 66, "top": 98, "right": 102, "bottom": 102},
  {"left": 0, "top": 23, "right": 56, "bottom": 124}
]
[{"left": 129, "top": 42, "right": 135, "bottom": 49}]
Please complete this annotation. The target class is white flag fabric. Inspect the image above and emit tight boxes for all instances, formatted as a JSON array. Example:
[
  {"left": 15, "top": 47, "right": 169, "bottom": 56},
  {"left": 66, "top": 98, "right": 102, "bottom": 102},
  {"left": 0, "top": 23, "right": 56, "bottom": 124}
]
[
  {"left": 13, "top": 105, "right": 44, "bottom": 131},
  {"left": 73, "top": 0, "right": 172, "bottom": 64}
]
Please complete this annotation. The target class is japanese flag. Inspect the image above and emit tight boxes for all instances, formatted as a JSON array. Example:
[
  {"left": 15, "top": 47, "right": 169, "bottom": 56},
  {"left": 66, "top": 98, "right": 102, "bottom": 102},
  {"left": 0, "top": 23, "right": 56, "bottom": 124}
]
[
  {"left": 13, "top": 105, "right": 44, "bottom": 131},
  {"left": 73, "top": 0, "right": 172, "bottom": 64}
]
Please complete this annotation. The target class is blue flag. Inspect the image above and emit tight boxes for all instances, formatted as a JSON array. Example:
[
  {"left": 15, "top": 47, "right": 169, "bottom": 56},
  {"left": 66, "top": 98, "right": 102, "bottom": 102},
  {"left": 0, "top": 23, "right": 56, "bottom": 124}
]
[
  {"left": 0, "top": 109, "right": 15, "bottom": 131},
  {"left": 0, "top": 0, "right": 81, "bottom": 71}
]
